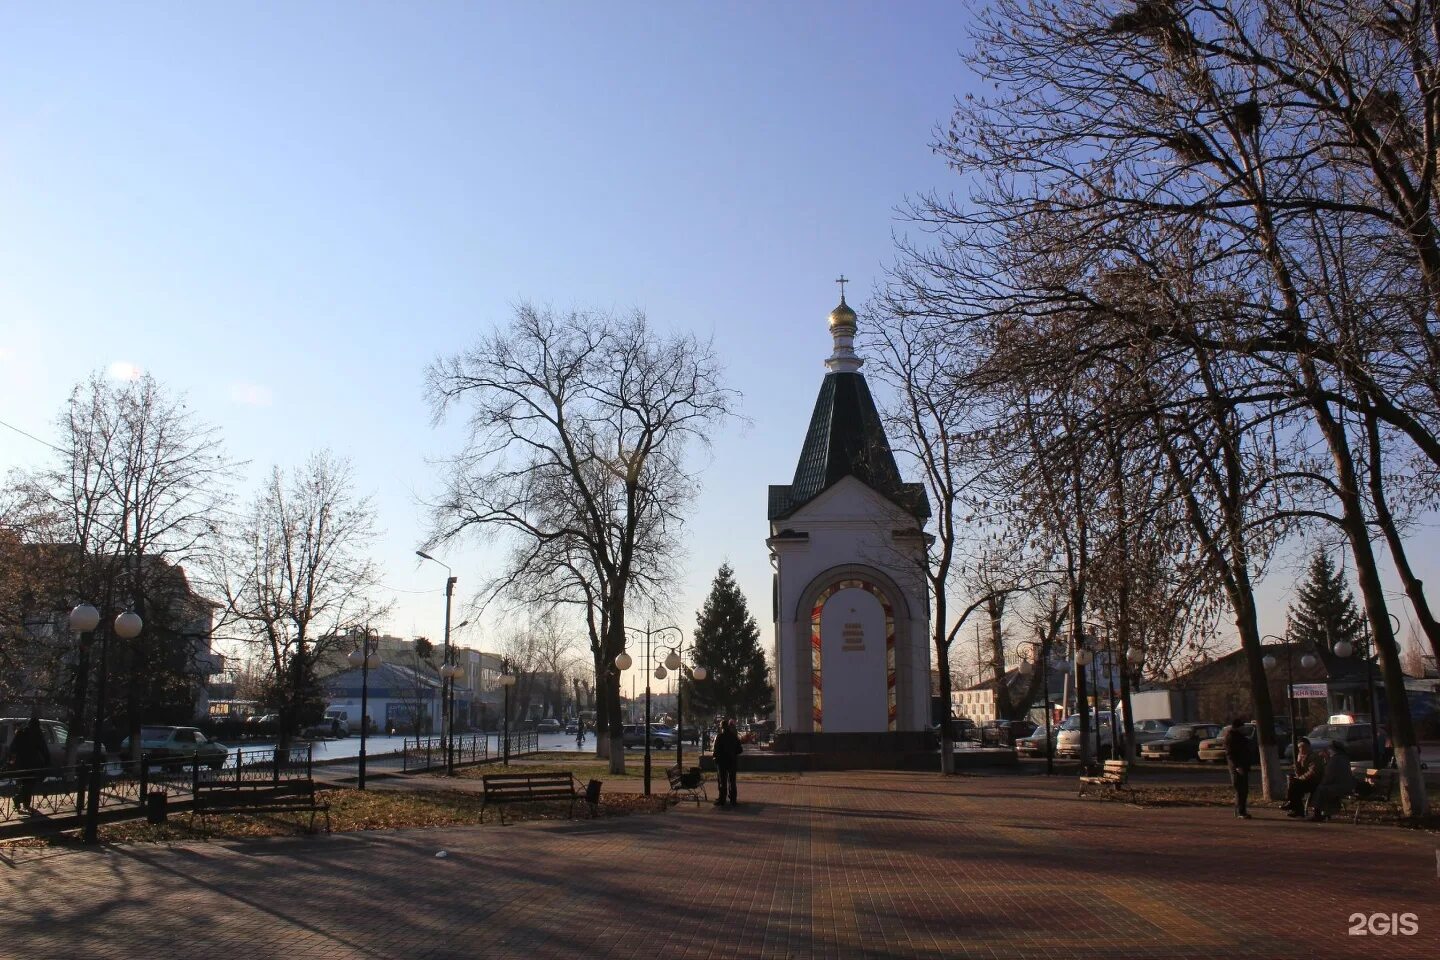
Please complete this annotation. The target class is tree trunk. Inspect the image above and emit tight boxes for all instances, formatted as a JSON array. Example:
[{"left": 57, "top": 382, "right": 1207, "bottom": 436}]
[
  {"left": 1365, "top": 410, "right": 1440, "bottom": 667},
  {"left": 1312, "top": 393, "right": 1428, "bottom": 815}
]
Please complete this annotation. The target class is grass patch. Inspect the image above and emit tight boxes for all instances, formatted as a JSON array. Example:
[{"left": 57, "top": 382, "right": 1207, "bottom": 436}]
[{"left": 4, "top": 785, "right": 669, "bottom": 847}]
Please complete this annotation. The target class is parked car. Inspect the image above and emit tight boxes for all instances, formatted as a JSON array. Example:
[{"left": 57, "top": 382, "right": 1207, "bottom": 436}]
[
  {"left": 1139, "top": 723, "right": 1223, "bottom": 762},
  {"left": 934, "top": 717, "right": 979, "bottom": 741},
  {"left": 1294, "top": 722, "right": 1389, "bottom": 765},
  {"left": 1129, "top": 718, "right": 1176, "bottom": 749},
  {"left": 122, "top": 726, "right": 229, "bottom": 770},
  {"left": 536, "top": 718, "right": 562, "bottom": 734},
  {"left": 1054, "top": 711, "right": 1117, "bottom": 760},
  {"left": 1196, "top": 721, "right": 1291, "bottom": 762},
  {"left": 981, "top": 719, "right": 1038, "bottom": 747},
  {"left": 302, "top": 715, "right": 350, "bottom": 739},
  {"left": 564, "top": 719, "right": 579, "bottom": 735},
  {"left": 0, "top": 717, "right": 94, "bottom": 772},
  {"left": 1015, "top": 726, "right": 1057, "bottom": 758}
]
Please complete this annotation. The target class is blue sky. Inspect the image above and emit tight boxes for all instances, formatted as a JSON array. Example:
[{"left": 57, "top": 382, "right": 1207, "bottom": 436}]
[{"left": 0, "top": 3, "right": 1430, "bottom": 674}]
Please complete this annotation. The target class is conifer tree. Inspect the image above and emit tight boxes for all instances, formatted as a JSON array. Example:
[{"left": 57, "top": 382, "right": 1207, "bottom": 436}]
[
  {"left": 1286, "top": 553, "right": 1364, "bottom": 654},
  {"left": 684, "top": 563, "right": 773, "bottom": 722}
]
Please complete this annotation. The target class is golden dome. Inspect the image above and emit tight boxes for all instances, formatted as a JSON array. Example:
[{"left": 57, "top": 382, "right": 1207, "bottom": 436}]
[{"left": 828, "top": 297, "right": 857, "bottom": 331}]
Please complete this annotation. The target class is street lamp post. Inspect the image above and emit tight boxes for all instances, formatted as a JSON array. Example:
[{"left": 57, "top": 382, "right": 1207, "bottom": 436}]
[
  {"left": 347, "top": 630, "right": 382, "bottom": 790},
  {"left": 1261, "top": 634, "right": 1306, "bottom": 760},
  {"left": 498, "top": 670, "right": 517, "bottom": 765},
  {"left": 70, "top": 604, "right": 143, "bottom": 846},
  {"left": 415, "top": 550, "right": 457, "bottom": 775},
  {"left": 615, "top": 622, "right": 683, "bottom": 796},
  {"left": 1334, "top": 625, "right": 1383, "bottom": 763},
  {"left": 660, "top": 643, "right": 707, "bottom": 771}
]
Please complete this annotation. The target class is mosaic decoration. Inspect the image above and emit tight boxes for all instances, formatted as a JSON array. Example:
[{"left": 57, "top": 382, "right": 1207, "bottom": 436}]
[{"left": 809, "top": 578, "right": 896, "bottom": 732}]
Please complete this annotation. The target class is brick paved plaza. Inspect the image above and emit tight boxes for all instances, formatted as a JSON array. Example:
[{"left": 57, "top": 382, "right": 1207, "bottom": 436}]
[{"left": 1, "top": 770, "right": 1434, "bottom": 959}]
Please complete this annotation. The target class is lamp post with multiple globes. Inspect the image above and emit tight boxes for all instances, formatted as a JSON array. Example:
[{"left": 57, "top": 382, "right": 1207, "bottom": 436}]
[
  {"left": 615, "top": 623, "right": 683, "bottom": 796},
  {"left": 69, "top": 603, "right": 143, "bottom": 846},
  {"left": 659, "top": 644, "right": 707, "bottom": 771}
]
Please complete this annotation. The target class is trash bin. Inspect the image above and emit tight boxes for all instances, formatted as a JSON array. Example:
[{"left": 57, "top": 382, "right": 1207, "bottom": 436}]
[{"left": 145, "top": 790, "right": 168, "bottom": 825}]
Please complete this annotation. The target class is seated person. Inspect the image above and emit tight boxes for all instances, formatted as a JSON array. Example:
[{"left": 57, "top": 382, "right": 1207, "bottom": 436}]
[
  {"left": 1282, "top": 737, "right": 1320, "bottom": 817},
  {"left": 1309, "top": 740, "right": 1356, "bottom": 822}
]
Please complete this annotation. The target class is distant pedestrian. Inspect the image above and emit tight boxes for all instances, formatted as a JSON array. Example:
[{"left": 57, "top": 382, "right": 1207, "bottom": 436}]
[
  {"left": 1309, "top": 740, "right": 1355, "bottom": 822},
  {"left": 1223, "top": 717, "right": 1253, "bottom": 819},
  {"left": 576, "top": 720, "right": 586, "bottom": 750},
  {"left": 1282, "top": 738, "right": 1320, "bottom": 817},
  {"left": 9, "top": 714, "right": 51, "bottom": 813},
  {"left": 713, "top": 718, "right": 743, "bottom": 807}
]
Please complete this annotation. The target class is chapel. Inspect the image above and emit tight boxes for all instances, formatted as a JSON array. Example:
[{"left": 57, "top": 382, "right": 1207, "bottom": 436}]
[{"left": 767, "top": 286, "right": 933, "bottom": 754}]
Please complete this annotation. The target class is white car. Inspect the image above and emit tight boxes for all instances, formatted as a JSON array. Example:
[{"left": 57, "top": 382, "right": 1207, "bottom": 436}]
[{"left": 1054, "top": 712, "right": 1116, "bottom": 760}]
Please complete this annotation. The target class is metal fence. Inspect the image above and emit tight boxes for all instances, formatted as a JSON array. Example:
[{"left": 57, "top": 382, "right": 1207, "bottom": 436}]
[
  {"left": 402, "top": 730, "right": 539, "bottom": 772},
  {"left": 0, "top": 743, "right": 314, "bottom": 833}
]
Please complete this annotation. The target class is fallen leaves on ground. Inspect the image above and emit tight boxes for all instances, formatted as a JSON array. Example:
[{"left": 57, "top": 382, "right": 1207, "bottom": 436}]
[{"left": 6, "top": 786, "right": 671, "bottom": 847}]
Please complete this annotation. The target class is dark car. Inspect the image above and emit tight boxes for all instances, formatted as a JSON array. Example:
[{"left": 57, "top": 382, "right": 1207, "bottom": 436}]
[
  {"left": 1015, "top": 726, "right": 1057, "bottom": 757},
  {"left": 1298, "top": 723, "right": 1389, "bottom": 765},
  {"left": 981, "top": 719, "right": 1038, "bottom": 747},
  {"left": 1139, "top": 723, "right": 1224, "bottom": 762}
]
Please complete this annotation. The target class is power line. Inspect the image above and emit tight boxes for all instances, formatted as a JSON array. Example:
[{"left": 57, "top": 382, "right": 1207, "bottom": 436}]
[{"left": 0, "top": 415, "right": 65, "bottom": 454}]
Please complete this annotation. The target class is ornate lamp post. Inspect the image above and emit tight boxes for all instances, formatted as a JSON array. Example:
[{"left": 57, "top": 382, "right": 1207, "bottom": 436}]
[
  {"left": 498, "top": 671, "right": 517, "bottom": 765},
  {"left": 70, "top": 603, "right": 143, "bottom": 846},
  {"left": 347, "top": 631, "right": 382, "bottom": 790},
  {"left": 616, "top": 623, "right": 683, "bottom": 796},
  {"left": 660, "top": 644, "right": 707, "bottom": 771}
]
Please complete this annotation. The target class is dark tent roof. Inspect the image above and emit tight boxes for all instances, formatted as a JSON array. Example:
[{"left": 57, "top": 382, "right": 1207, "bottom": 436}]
[{"left": 768, "top": 371, "right": 929, "bottom": 521}]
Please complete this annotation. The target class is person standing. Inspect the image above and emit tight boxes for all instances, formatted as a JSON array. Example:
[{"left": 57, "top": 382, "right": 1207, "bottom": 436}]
[
  {"left": 9, "top": 714, "right": 52, "bottom": 813},
  {"left": 575, "top": 719, "right": 586, "bottom": 750},
  {"left": 713, "top": 718, "right": 743, "bottom": 807},
  {"left": 1223, "top": 717, "right": 1253, "bottom": 819}
]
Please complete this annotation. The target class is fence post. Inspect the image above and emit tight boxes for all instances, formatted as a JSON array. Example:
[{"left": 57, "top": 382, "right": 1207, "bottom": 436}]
[
  {"left": 272, "top": 745, "right": 280, "bottom": 785},
  {"left": 138, "top": 758, "right": 147, "bottom": 810},
  {"left": 426, "top": 737, "right": 432, "bottom": 771},
  {"left": 237, "top": 747, "right": 243, "bottom": 784},
  {"left": 306, "top": 743, "right": 312, "bottom": 781},
  {"left": 191, "top": 755, "right": 199, "bottom": 795}
]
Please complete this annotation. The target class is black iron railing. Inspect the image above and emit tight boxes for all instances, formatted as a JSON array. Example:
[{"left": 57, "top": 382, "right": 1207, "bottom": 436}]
[{"left": 401, "top": 730, "right": 539, "bottom": 772}]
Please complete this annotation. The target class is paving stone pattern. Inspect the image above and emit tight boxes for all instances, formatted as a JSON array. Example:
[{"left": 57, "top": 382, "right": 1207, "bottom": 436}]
[{"left": 0, "top": 771, "right": 1434, "bottom": 959}]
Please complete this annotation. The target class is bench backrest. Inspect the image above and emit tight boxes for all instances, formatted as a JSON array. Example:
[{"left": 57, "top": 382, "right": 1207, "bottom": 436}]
[
  {"left": 482, "top": 773, "right": 575, "bottom": 797},
  {"left": 1103, "top": 760, "right": 1129, "bottom": 777},
  {"left": 196, "top": 779, "right": 314, "bottom": 796}
]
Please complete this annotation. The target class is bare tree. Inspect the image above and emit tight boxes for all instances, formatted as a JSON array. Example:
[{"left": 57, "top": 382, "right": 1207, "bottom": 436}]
[
  {"left": 212, "top": 452, "right": 384, "bottom": 752},
  {"left": 11, "top": 373, "right": 231, "bottom": 761},
  {"left": 426, "top": 305, "right": 735, "bottom": 772}
]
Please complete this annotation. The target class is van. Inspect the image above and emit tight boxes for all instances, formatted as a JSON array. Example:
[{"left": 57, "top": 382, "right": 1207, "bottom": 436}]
[{"left": 0, "top": 718, "right": 82, "bottom": 772}]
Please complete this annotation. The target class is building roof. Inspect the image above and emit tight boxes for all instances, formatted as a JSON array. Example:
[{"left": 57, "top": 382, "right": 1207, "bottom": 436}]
[{"left": 769, "top": 371, "right": 930, "bottom": 521}]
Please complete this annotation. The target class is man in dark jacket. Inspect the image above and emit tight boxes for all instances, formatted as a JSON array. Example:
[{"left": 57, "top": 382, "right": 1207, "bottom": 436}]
[
  {"left": 9, "top": 714, "right": 52, "bottom": 813},
  {"left": 713, "top": 718, "right": 743, "bottom": 807},
  {"left": 1223, "top": 717, "right": 1253, "bottom": 819}
]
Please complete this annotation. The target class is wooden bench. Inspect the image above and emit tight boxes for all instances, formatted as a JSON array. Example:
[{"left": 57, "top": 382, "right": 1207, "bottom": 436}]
[
  {"left": 191, "top": 779, "right": 331, "bottom": 833},
  {"left": 1344, "top": 768, "right": 1396, "bottom": 823},
  {"left": 1078, "top": 760, "right": 1130, "bottom": 798},
  {"left": 480, "top": 772, "right": 583, "bottom": 824},
  {"left": 666, "top": 765, "right": 707, "bottom": 806}
]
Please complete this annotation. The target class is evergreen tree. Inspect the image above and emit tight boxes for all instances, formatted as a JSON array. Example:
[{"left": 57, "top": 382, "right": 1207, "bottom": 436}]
[
  {"left": 684, "top": 563, "right": 773, "bottom": 721},
  {"left": 1286, "top": 552, "right": 1364, "bottom": 653}
]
